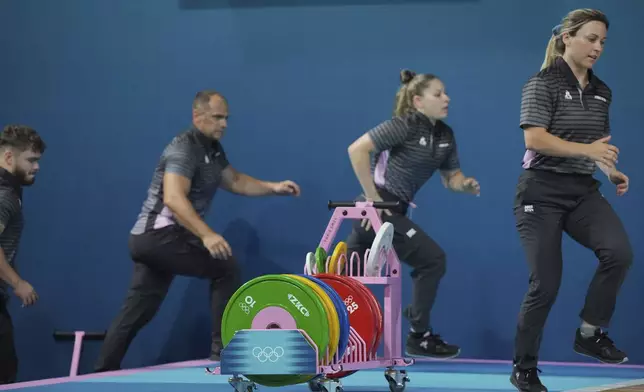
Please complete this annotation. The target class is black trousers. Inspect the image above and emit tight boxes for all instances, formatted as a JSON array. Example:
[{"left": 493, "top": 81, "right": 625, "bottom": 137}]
[
  {"left": 94, "top": 225, "right": 241, "bottom": 372},
  {"left": 345, "top": 189, "right": 447, "bottom": 333},
  {"left": 0, "top": 297, "right": 18, "bottom": 384},
  {"left": 513, "top": 169, "right": 633, "bottom": 368}
]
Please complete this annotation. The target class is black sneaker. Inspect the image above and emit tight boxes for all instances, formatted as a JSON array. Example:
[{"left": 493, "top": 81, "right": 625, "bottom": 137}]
[
  {"left": 573, "top": 328, "right": 628, "bottom": 364},
  {"left": 510, "top": 365, "right": 547, "bottom": 392},
  {"left": 405, "top": 330, "right": 460, "bottom": 359}
]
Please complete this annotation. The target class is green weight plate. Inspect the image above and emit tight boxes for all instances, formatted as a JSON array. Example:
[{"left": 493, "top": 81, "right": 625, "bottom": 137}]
[
  {"left": 315, "top": 247, "right": 327, "bottom": 273},
  {"left": 221, "top": 274, "right": 329, "bottom": 387}
]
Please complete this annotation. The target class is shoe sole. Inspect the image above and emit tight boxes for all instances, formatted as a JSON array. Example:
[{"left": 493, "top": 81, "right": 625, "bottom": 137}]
[
  {"left": 573, "top": 343, "right": 629, "bottom": 365},
  {"left": 404, "top": 348, "right": 461, "bottom": 360},
  {"left": 510, "top": 377, "right": 524, "bottom": 392},
  {"left": 510, "top": 376, "right": 547, "bottom": 392}
]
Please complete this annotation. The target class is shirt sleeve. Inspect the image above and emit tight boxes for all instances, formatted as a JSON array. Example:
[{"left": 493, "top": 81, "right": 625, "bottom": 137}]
[
  {"left": 367, "top": 117, "right": 409, "bottom": 152},
  {"left": 440, "top": 134, "right": 461, "bottom": 172},
  {"left": 163, "top": 138, "right": 198, "bottom": 179},
  {"left": 519, "top": 76, "right": 554, "bottom": 130},
  {"left": 0, "top": 191, "right": 19, "bottom": 234}
]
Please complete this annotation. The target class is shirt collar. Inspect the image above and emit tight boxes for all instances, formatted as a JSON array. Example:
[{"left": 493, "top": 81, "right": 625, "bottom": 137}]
[
  {"left": 190, "top": 127, "right": 219, "bottom": 151},
  {"left": 409, "top": 111, "right": 442, "bottom": 133},
  {"left": 554, "top": 56, "right": 599, "bottom": 89}
]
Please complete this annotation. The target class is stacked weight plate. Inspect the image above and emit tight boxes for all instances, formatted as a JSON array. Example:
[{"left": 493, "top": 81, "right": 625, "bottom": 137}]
[
  {"left": 220, "top": 272, "right": 384, "bottom": 387},
  {"left": 305, "top": 240, "right": 387, "bottom": 379},
  {"left": 307, "top": 223, "right": 394, "bottom": 277},
  {"left": 314, "top": 273, "right": 384, "bottom": 379}
]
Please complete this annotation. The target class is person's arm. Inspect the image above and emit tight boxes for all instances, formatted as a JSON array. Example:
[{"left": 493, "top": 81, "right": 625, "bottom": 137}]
[
  {"left": 0, "top": 247, "right": 20, "bottom": 290},
  {"left": 0, "top": 194, "right": 22, "bottom": 289},
  {"left": 596, "top": 109, "right": 618, "bottom": 177},
  {"left": 523, "top": 128, "right": 590, "bottom": 158},
  {"left": 596, "top": 161, "right": 616, "bottom": 176},
  {"left": 220, "top": 166, "right": 277, "bottom": 196},
  {"left": 441, "top": 169, "right": 466, "bottom": 191},
  {"left": 216, "top": 143, "right": 280, "bottom": 196},
  {"left": 438, "top": 135, "right": 469, "bottom": 192},
  {"left": 348, "top": 118, "right": 408, "bottom": 200},
  {"left": 520, "top": 76, "right": 589, "bottom": 158},
  {"left": 163, "top": 174, "right": 216, "bottom": 239},
  {"left": 162, "top": 141, "right": 216, "bottom": 240}
]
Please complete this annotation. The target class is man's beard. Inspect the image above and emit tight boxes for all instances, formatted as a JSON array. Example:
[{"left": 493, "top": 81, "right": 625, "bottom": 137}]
[{"left": 15, "top": 168, "right": 35, "bottom": 186}]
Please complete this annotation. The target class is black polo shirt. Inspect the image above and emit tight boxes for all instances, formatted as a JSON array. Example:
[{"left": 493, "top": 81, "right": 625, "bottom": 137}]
[
  {"left": 367, "top": 111, "right": 460, "bottom": 204},
  {"left": 131, "top": 127, "right": 230, "bottom": 235},
  {"left": 0, "top": 169, "right": 24, "bottom": 300},
  {"left": 519, "top": 56, "right": 612, "bottom": 175}
]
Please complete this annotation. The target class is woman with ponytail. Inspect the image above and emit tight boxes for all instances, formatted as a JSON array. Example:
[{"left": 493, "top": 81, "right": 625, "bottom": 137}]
[
  {"left": 344, "top": 69, "right": 480, "bottom": 359},
  {"left": 511, "top": 9, "right": 632, "bottom": 392}
]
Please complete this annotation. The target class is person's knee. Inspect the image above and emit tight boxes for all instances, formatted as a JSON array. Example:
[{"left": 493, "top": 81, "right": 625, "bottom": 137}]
[
  {"left": 527, "top": 277, "right": 561, "bottom": 306},
  {"left": 602, "top": 240, "right": 633, "bottom": 271},
  {"left": 217, "top": 256, "right": 242, "bottom": 286},
  {"left": 410, "top": 244, "right": 446, "bottom": 278},
  {"left": 432, "top": 249, "right": 447, "bottom": 277}
]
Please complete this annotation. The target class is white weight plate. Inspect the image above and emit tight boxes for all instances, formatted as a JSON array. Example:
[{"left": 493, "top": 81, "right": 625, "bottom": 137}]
[{"left": 366, "top": 222, "right": 394, "bottom": 276}]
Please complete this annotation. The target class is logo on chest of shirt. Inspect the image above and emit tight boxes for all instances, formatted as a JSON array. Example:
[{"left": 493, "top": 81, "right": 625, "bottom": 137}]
[
  {"left": 204, "top": 152, "right": 221, "bottom": 164},
  {"left": 564, "top": 90, "right": 573, "bottom": 100},
  {"left": 418, "top": 136, "right": 451, "bottom": 149}
]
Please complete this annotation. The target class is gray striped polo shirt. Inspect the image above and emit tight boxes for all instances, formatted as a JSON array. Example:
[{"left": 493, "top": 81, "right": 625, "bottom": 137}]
[
  {"left": 368, "top": 111, "right": 460, "bottom": 204},
  {"left": 131, "top": 128, "right": 230, "bottom": 235},
  {"left": 520, "top": 56, "right": 612, "bottom": 175},
  {"left": 0, "top": 169, "right": 24, "bottom": 300}
]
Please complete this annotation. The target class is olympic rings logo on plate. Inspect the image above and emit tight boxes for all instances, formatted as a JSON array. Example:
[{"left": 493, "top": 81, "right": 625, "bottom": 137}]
[
  {"left": 343, "top": 295, "right": 354, "bottom": 306},
  {"left": 239, "top": 302, "right": 250, "bottom": 315},
  {"left": 252, "top": 346, "right": 285, "bottom": 363}
]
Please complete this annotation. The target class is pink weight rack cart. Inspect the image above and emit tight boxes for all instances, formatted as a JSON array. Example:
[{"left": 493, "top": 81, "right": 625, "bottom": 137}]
[
  {"left": 305, "top": 200, "right": 414, "bottom": 392},
  {"left": 211, "top": 200, "right": 414, "bottom": 392}
]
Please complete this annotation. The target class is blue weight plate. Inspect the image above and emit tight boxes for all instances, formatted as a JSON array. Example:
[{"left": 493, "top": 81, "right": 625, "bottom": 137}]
[{"left": 302, "top": 274, "right": 350, "bottom": 363}]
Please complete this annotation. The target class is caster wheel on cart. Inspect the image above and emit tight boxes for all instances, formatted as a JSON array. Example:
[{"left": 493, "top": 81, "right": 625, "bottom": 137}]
[
  {"left": 228, "top": 376, "right": 257, "bottom": 392},
  {"left": 308, "top": 380, "right": 323, "bottom": 392},
  {"left": 308, "top": 378, "right": 343, "bottom": 392},
  {"left": 384, "top": 369, "right": 410, "bottom": 392}
]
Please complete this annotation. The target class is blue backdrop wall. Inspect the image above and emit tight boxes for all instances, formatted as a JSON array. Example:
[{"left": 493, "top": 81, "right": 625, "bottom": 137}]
[{"left": 0, "top": 0, "right": 643, "bottom": 382}]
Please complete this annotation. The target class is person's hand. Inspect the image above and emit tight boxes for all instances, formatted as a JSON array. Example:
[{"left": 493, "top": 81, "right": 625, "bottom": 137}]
[
  {"left": 609, "top": 170, "right": 629, "bottom": 196},
  {"left": 202, "top": 232, "right": 233, "bottom": 259},
  {"left": 272, "top": 180, "right": 301, "bottom": 196},
  {"left": 14, "top": 279, "right": 38, "bottom": 307},
  {"left": 584, "top": 136, "right": 619, "bottom": 166},
  {"left": 361, "top": 196, "right": 392, "bottom": 232},
  {"left": 462, "top": 177, "right": 481, "bottom": 196}
]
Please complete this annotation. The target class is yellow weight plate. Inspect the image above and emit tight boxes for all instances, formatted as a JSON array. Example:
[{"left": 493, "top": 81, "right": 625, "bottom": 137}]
[
  {"left": 286, "top": 274, "right": 339, "bottom": 364},
  {"left": 329, "top": 242, "right": 347, "bottom": 274}
]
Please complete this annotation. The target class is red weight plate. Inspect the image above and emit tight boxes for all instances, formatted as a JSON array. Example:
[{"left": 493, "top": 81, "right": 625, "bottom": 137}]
[
  {"left": 336, "top": 276, "right": 384, "bottom": 367},
  {"left": 314, "top": 273, "right": 379, "bottom": 378},
  {"left": 339, "top": 275, "right": 382, "bottom": 356},
  {"left": 353, "top": 279, "right": 383, "bottom": 354},
  {"left": 336, "top": 275, "right": 382, "bottom": 354}
]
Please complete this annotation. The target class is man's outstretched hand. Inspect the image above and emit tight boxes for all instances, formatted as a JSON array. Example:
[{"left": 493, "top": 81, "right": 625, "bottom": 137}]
[{"left": 272, "top": 180, "right": 301, "bottom": 196}]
